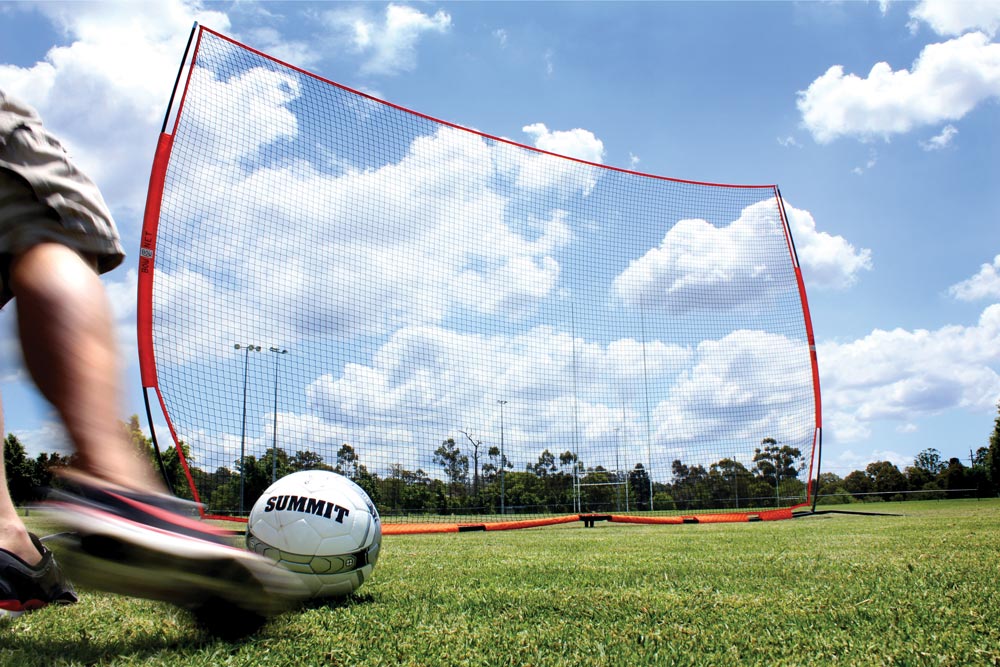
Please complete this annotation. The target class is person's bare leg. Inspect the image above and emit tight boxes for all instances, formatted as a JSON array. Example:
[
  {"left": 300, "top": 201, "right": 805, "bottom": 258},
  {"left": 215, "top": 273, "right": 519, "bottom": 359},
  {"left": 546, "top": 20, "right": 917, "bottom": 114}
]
[
  {"left": 8, "top": 242, "right": 161, "bottom": 491},
  {"left": 0, "top": 398, "right": 42, "bottom": 565}
]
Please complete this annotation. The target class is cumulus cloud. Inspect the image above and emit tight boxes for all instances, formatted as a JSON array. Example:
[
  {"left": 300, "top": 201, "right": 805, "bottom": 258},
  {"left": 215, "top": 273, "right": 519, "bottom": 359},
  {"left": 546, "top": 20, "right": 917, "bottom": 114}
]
[
  {"left": 784, "top": 202, "right": 873, "bottom": 289},
  {"left": 819, "top": 304, "right": 1000, "bottom": 442},
  {"left": 132, "top": 32, "right": 837, "bottom": 481},
  {"left": 513, "top": 123, "right": 605, "bottom": 196},
  {"left": 521, "top": 123, "right": 605, "bottom": 164},
  {"left": 149, "top": 42, "right": 585, "bottom": 373},
  {"left": 949, "top": 254, "right": 1000, "bottom": 301},
  {"left": 920, "top": 124, "right": 958, "bottom": 150},
  {"left": 797, "top": 32, "right": 1000, "bottom": 143},
  {"left": 909, "top": 0, "right": 1000, "bottom": 38},
  {"left": 322, "top": 3, "right": 451, "bottom": 76},
  {"left": 301, "top": 323, "right": 814, "bottom": 473},
  {"left": 614, "top": 201, "right": 786, "bottom": 313},
  {"left": 652, "top": 329, "right": 816, "bottom": 463},
  {"left": 613, "top": 198, "right": 870, "bottom": 314},
  {"left": 241, "top": 27, "right": 321, "bottom": 69},
  {"left": 0, "top": 1, "right": 231, "bottom": 211}
]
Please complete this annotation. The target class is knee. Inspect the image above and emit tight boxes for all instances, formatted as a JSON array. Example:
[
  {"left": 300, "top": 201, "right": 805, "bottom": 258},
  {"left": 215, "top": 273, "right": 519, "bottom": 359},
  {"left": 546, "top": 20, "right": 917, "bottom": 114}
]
[{"left": 8, "top": 242, "right": 101, "bottom": 307}]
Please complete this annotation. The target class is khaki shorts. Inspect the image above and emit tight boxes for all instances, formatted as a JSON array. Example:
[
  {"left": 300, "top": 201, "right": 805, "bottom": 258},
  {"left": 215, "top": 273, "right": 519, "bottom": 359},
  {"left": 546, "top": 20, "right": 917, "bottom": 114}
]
[{"left": 0, "top": 90, "right": 125, "bottom": 307}]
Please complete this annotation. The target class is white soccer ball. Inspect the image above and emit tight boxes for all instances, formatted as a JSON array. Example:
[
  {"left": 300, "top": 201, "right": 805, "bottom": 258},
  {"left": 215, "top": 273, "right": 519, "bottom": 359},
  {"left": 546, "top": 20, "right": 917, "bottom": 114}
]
[{"left": 246, "top": 470, "right": 381, "bottom": 598}]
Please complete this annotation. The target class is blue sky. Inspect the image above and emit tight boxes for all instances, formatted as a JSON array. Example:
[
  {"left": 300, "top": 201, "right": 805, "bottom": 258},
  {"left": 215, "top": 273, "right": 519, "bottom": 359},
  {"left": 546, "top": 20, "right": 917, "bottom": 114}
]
[{"left": 1, "top": 1, "right": 998, "bottom": 480}]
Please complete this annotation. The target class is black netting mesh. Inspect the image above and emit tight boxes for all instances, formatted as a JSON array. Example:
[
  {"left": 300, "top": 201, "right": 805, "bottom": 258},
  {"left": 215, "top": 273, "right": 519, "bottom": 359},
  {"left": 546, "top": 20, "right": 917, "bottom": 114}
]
[{"left": 142, "top": 28, "right": 819, "bottom": 521}]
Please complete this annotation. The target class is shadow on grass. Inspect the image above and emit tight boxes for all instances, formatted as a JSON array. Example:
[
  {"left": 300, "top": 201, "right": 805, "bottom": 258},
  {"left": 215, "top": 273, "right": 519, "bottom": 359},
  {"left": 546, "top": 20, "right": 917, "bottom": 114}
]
[
  {"left": 0, "top": 591, "right": 377, "bottom": 664},
  {"left": 301, "top": 591, "right": 375, "bottom": 611},
  {"left": 0, "top": 622, "right": 216, "bottom": 665}
]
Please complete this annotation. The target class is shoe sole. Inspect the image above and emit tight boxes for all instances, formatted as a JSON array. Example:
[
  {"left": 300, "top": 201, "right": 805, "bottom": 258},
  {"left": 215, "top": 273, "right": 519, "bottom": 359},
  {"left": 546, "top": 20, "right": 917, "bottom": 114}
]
[{"left": 42, "top": 503, "right": 307, "bottom": 616}]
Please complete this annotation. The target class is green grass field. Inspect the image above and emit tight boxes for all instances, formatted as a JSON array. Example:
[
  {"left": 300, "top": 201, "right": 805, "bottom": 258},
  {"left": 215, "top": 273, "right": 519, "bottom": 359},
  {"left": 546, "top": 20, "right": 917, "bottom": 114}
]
[{"left": 2, "top": 499, "right": 998, "bottom": 666}]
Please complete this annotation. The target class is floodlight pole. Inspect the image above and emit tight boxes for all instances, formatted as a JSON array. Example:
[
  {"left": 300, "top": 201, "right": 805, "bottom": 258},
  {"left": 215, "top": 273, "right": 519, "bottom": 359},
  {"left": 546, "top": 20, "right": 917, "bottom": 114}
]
[
  {"left": 615, "top": 427, "right": 621, "bottom": 512},
  {"left": 235, "top": 343, "right": 261, "bottom": 515},
  {"left": 269, "top": 347, "right": 288, "bottom": 484},
  {"left": 498, "top": 400, "right": 507, "bottom": 515}
]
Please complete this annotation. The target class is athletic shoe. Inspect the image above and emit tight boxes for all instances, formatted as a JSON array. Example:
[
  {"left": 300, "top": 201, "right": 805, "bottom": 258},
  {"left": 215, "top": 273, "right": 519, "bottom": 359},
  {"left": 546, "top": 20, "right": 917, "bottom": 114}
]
[
  {"left": 41, "top": 478, "right": 308, "bottom": 621},
  {"left": 0, "top": 532, "right": 78, "bottom": 619}
]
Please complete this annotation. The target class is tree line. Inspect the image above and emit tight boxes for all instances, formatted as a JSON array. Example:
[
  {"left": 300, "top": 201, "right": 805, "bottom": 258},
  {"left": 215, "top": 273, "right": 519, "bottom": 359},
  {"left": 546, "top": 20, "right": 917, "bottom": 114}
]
[
  {"left": 3, "top": 416, "right": 807, "bottom": 516},
  {"left": 6, "top": 403, "right": 1000, "bottom": 514},
  {"left": 815, "top": 402, "right": 1000, "bottom": 503}
]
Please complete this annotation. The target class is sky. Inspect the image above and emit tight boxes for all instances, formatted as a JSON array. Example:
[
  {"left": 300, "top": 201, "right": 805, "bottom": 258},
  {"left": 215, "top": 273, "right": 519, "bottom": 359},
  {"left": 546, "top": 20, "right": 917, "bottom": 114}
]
[{"left": 0, "top": 0, "right": 998, "bottom": 481}]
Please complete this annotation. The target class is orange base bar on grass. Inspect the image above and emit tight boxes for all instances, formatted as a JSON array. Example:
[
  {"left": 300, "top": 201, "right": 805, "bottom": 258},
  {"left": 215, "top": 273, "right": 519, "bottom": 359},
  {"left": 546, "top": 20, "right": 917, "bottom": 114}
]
[{"left": 381, "top": 507, "right": 805, "bottom": 535}]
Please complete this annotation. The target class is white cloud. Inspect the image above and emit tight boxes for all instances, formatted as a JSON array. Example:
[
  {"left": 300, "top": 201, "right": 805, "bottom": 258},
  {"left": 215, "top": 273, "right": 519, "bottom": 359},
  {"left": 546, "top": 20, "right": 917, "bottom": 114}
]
[
  {"left": 777, "top": 136, "right": 802, "bottom": 148},
  {"left": 652, "top": 329, "right": 816, "bottom": 463},
  {"left": 909, "top": 0, "right": 1000, "bottom": 38},
  {"left": 493, "top": 28, "right": 509, "bottom": 48},
  {"left": 150, "top": 58, "right": 581, "bottom": 365},
  {"left": 920, "top": 124, "right": 958, "bottom": 150},
  {"left": 513, "top": 123, "right": 605, "bottom": 196},
  {"left": 242, "top": 27, "right": 320, "bottom": 69},
  {"left": 0, "top": 1, "right": 231, "bottom": 212},
  {"left": 784, "top": 202, "right": 873, "bottom": 289},
  {"left": 323, "top": 3, "right": 451, "bottom": 76},
  {"left": 824, "top": 448, "right": 913, "bottom": 475},
  {"left": 132, "top": 36, "right": 825, "bottom": 482},
  {"left": 12, "top": 419, "right": 72, "bottom": 458},
  {"left": 613, "top": 198, "right": 870, "bottom": 313},
  {"left": 852, "top": 148, "right": 878, "bottom": 175},
  {"left": 949, "top": 254, "right": 1000, "bottom": 301},
  {"left": 300, "top": 322, "right": 815, "bottom": 474},
  {"left": 798, "top": 32, "right": 1000, "bottom": 143},
  {"left": 521, "top": 123, "right": 605, "bottom": 163},
  {"left": 819, "top": 304, "right": 1000, "bottom": 442}
]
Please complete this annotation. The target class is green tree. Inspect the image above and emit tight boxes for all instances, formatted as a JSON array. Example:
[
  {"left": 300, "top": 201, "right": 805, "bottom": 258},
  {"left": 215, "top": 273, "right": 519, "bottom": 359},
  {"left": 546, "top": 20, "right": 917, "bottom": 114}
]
[
  {"left": 331, "top": 444, "right": 378, "bottom": 502},
  {"left": 530, "top": 449, "right": 558, "bottom": 477},
  {"left": 907, "top": 448, "right": 946, "bottom": 491},
  {"left": 32, "top": 451, "right": 73, "bottom": 494},
  {"left": 914, "top": 448, "right": 946, "bottom": 475},
  {"left": 670, "top": 459, "right": 709, "bottom": 510},
  {"left": 843, "top": 470, "right": 873, "bottom": 499},
  {"left": 628, "top": 463, "right": 651, "bottom": 510},
  {"left": 3, "top": 434, "right": 39, "bottom": 504},
  {"left": 291, "top": 449, "right": 332, "bottom": 472},
  {"left": 334, "top": 444, "right": 360, "bottom": 478},
  {"left": 753, "top": 439, "right": 805, "bottom": 485},
  {"left": 865, "top": 461, "right": 907, "bottom": 499},
  {"left": 482, "top": 445, "right": 512, "bottom": 483},
  {"left": 382, "top": 464, "right": 437, "bottom": 513},
  {"left": 988, "top": 401, "right": 1000, "bottom": 494},
  {"left": 937, "top": 457, "right": 970, "bottom": 496},
  {"left": 501, "top": 471, "right": 544, "bottom": 513},
  {"left": 161, "top": 440, "right": 196, "bottom": 500},
  {"left": 580, "top": 466, "right": 615, "bottom": 512},
  {"left": 434, "top": 438, "right": 469, "bottom": 501},
  {"left": 708, "top": 458, "right": 752, "bottom": 509}
]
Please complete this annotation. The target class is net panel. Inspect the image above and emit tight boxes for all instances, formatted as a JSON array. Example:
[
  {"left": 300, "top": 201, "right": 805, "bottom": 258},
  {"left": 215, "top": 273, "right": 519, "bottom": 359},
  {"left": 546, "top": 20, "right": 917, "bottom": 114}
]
[{"left": 139, "top": 27, "right": 821, "bottom": 523}]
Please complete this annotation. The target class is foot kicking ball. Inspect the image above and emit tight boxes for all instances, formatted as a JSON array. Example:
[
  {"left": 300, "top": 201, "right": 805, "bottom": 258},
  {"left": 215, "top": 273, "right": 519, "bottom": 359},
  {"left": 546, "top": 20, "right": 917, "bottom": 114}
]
[{"left": 247, "top": 470, "right": 381, "bottom": 598}]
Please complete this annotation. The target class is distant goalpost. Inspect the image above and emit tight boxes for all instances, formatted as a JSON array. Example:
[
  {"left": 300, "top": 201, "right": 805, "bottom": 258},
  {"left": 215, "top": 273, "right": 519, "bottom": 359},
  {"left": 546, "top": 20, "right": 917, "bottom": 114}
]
[{"left": 138, "top": 25, "right": 822, "bottom": 532}]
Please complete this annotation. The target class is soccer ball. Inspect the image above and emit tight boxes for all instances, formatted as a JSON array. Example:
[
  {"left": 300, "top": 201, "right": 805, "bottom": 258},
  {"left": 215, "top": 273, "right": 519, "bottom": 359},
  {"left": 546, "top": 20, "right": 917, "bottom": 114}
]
[{"left": 246, "top": 470, "right": 381, "bottom": 598}]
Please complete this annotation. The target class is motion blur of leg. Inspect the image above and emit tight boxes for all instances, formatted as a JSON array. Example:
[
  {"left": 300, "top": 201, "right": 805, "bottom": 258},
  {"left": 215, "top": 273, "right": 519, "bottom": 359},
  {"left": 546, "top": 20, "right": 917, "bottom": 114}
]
[
  {"left": 11, "top": 243, "right": 162, "bottom": 491},
  {"left": 0, "top": 89, "right": 305, "bottom": 626}
]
